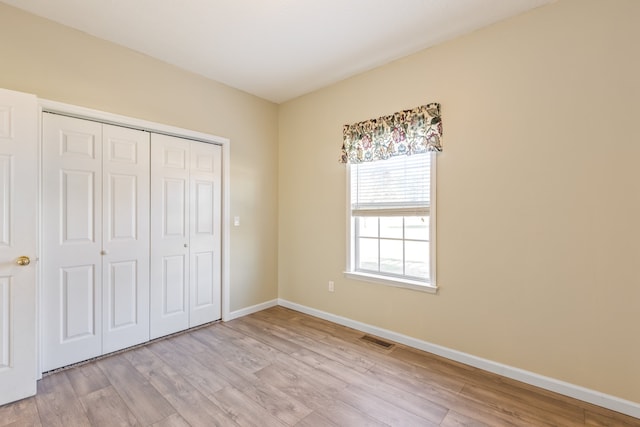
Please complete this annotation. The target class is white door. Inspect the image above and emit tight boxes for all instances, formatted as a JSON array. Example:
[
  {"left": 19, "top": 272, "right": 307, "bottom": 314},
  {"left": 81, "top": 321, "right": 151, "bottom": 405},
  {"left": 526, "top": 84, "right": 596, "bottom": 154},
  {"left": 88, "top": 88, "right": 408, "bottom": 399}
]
[
  {"left": 42, "top": 115, "right": 151, "bottom": 370},
  {"left": 42, "top": 114, "right": 103, "bottom": 371},
  {"left": 0, "top": 88, "right": 38, "bottom": 405},
  {"left": 101, "top": 124, "right": 150, "bottom": 353},
  {"left": 150, "top": 134, "right": 221, "bottom": 339},
  {"left": 150, "top": 134, "right": 190, "bottom": 338},
  {"left": 189, "top": 142, "right": 221, "bottom": 327}
]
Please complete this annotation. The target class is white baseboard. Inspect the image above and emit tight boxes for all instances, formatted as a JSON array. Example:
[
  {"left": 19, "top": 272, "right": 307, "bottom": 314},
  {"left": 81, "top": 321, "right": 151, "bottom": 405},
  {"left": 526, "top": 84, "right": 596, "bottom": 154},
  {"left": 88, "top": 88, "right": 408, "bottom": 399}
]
[
  {"left": 277, "top": 298, "right": 640, "bottom": 419},
  {"left": 224, "top": 299, "right": 278, "bottom": 321}
]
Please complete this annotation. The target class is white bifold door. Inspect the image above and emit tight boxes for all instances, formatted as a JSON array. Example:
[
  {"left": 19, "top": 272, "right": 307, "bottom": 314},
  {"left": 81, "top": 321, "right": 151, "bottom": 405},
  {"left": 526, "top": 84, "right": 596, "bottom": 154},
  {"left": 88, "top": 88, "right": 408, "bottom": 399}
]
[
  {"left": 42, "top": 114, "right": 150, "bottom": 371},
  {"left": 0, "top": 88, "right": 38, "bottom": 405},
  {"left": 150, "top": 134, "right": 221, "bottom": 339}
]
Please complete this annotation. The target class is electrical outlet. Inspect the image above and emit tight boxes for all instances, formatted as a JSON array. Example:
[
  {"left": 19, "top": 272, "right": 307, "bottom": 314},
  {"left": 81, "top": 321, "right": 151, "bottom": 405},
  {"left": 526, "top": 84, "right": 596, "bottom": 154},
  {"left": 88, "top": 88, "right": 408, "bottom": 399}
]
[{"left": 328, "top": 281, "right": 335, "bottom": 292}]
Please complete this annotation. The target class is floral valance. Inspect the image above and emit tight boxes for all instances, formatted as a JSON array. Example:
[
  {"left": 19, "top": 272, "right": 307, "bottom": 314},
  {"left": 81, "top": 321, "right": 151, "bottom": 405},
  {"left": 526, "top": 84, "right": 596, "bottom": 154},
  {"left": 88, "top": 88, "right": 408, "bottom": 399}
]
[{"left": 340, "top": 103, "right": 442, "bottom": 164}]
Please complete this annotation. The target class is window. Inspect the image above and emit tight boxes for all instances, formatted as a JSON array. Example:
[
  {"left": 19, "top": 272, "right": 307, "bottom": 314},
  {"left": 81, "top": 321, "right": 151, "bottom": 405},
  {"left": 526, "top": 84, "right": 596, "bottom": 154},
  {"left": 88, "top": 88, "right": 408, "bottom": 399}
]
[
  {"left": 340, "top": 102, "right": 441, "bottom": 293},
  {"left": 346, "top": 152, "right": 437, "bottom": 292}
]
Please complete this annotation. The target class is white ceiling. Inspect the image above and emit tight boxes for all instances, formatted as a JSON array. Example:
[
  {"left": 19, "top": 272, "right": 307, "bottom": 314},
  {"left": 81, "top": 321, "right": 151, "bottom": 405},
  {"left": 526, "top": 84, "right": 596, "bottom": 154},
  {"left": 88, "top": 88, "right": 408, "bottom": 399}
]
[{"left": 2, "top": 0, "right": 554, "bottom": 103}]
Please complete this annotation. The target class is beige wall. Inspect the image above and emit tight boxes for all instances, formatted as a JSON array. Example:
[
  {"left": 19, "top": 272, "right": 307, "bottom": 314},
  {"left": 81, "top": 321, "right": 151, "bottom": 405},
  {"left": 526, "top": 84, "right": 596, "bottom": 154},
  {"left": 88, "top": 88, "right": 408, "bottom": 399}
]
[
  {"left": 0, "top": 3, "right": 279, "bottom": 312},
  {"left": 278, "top": 0, "right": 640, "bottom": 404}
]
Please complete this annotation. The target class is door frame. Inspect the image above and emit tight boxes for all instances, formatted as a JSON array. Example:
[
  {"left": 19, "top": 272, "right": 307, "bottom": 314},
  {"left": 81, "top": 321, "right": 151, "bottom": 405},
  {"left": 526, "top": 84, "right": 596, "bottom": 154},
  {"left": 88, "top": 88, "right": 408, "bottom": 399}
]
[{"left": 37, "top": 99, "right": 231, "bottom": 376}]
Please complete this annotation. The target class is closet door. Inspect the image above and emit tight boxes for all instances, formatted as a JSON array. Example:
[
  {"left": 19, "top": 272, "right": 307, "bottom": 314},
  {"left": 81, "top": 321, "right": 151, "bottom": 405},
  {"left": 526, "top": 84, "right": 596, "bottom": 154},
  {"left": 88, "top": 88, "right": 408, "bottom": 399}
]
[
  {"left": 150, "top": 134, "right": 190, "bottom": 338},
  {"left": 42, "top": 114, "right": 103, "bottom": 371},
  {"left": 43, "top": 115, "right": 151, "bottom": 370},
  {"left": 189, "top": 142, "right": 221, "bottom": 327},
  {"left": 150, "top": 135, "right": 222, "bottom": 338},
  {"left": 102, "top": 124, "right": 150, "bottom": 353}
]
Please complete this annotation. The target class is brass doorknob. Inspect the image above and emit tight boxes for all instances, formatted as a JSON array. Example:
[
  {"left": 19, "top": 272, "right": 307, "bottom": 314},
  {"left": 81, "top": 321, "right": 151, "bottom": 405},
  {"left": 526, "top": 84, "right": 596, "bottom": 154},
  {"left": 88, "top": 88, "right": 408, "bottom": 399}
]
[{"left": 16, "top": 256, "right": 31, "bottom": 266}]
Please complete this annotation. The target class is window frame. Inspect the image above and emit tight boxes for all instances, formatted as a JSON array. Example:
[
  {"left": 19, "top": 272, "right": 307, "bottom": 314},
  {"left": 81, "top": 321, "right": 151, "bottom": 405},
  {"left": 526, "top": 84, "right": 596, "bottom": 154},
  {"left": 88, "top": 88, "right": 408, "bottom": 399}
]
[{"left": 345, "top": 152, "right": 438, "bottom": 294}]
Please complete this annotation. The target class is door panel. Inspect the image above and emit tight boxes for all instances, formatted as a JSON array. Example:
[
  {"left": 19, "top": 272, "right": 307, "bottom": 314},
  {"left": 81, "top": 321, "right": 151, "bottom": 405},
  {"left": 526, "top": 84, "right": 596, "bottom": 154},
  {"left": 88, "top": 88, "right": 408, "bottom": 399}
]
[
  {"left": 163, "top": 178, "right": 187, "bottom": 236},
  {"left": 0, "top": 88, "right": 38, "bottom": 405},
  {"left": 0, "top": 156, "right": 11, "bottom": 246},
  {"left": 107, "top": 260, "right": 137, "bottom": 329},
  {"left": 61, "top": 265, "right": 96, "bottom": 340},
  {"left": 150, "top": 134, "right": 189, "bottom": 339},
  {"left": 162, "top": 255, "right": 187, "bottom": 314},
  {"left": 42, "top": 113, "right": 102, "bottom": 371},
  {"left": 189, "top": 143, "right": 221, "bottom": 327},
  {"left": 194, "top": 181, "right": 214, "bottom": 234},
  {"left": 193, "top": 251, "right": 214, "bottom": 308},
  {"left": 108, "top": 174, "right": 137, "bottom": 240},
  {"left": 102, "top": 124, "right": 149, "bottom": 354},
  {"left": 0, "top": 277, "right": 9, "bottom": 369},
  {"left": 62, "top": 170, "right": 95, "bottom": 242}
]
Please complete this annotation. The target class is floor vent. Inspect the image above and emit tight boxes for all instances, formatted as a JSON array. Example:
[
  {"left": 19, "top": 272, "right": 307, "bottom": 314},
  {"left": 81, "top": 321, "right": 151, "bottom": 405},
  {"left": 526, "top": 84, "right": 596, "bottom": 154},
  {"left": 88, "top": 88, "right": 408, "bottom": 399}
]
[{"left": 361, "top": 334, "right": 395, "bottom": 349}]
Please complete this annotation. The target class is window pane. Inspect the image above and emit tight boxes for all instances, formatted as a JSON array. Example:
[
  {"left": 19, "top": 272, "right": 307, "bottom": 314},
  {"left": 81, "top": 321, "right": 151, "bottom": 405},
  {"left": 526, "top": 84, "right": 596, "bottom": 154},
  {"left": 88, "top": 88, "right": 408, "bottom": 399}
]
[
  {"left": 405, "top": 216, "right": 429, "bottom": 241},
  {"left": 357, "top": 217, "right": 378, "bottom": 238},
  {"left": 357, "top": 237, "right": 379, "bottom": 272},
  {"left": 350, "top": 153, "right": 430, "bottom": 210},
  {"left": 380, "top": 217, "right": 403, "bottom": 239},
  {"left": 405, "top": 241, "right": 429, "bottom": 279},
  {"left": 380, "top": 239, "right": 403, "bottom": 275}
]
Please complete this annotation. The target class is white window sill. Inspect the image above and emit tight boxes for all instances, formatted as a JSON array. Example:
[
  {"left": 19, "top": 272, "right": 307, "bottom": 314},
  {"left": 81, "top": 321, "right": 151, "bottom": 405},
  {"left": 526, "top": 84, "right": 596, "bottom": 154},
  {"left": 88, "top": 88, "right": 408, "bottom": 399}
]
[{"left": 343, "top": 272, "right": 438, "bottom": 294}]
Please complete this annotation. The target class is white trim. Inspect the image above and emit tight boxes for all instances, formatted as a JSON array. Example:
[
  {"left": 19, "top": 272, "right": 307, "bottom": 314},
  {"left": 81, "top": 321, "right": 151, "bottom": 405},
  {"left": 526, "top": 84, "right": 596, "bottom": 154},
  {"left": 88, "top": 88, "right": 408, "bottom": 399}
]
[
  {"left": 345, "top": 153, "right": 438, "bottom": 289},
  {"left": 277, "top": 299, "right": 640, "bottom": 419},
  {"left": 345, "top": 163, "right": 354, "bottom": 272},
  {"left": 429, "top": 151, "right": 437, "bottom": 288},
  {"left": 39, "top": 99, "right": 229, "bottom": 145},
  {"left": 344, "top": 271, "right": 437, "bottom": 294},
  {"left": 35, "top": 104, "right": 43, "bottom": 380},
  {"left": 226, "top": 299, "right": 278, "bottom": 321},
  {"left": 221, "top": 136, "right": 231, "bottom": 321},
  {"left": 37, "top": 98, "right": 232, "bottom": 335}
]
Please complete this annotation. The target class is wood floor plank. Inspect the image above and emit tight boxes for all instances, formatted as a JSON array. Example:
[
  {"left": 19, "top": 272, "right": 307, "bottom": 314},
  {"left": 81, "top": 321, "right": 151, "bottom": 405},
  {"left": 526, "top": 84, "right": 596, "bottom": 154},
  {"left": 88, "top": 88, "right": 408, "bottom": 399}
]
[
  {"left": 231, "top": 376, "right": 313, "bottom": 425},
  {"left": 190, "top": 326, "right": 273, "bottom": 373},
  {"left": 166, "top": 330, "right": 212, "bottom": 354},
  {"left": 217, "top": 323, "right": 283, "bottom": 362},
  {"left": 210, "top": 385, "right": 288, "bottom": 427},
  {"left": 126, "top": 344, "right": 240, "bottom": 427},
  {"left": 147, "top": 338, "right": 230, "bottom": 398},
  {"left": 65, "top": 362, "right": 112, "bottom": 397},
  {"left": 149, "top": 413, "right": 191, "bottom": 427},
  {"left": 293, "top": 411, "right": 339, "bottom": 427},
  {"left": 250, "top": 315, "right": 375, "bottom": 373},
  {"left": 97, "top": 354, "right": 175, "bottom": 425},
  {"left": 34, "top": 372, "right": 91, "bottom": 427},
  {"left": 289, "top": 347, "right": 450, "bottom": 424},
  {"left": 0, "top": 397, "right": 41, "bottom": 427},
  {"left": 459, "top": 382, "right": 584, "bottom": 427},
  {"left": 156, "top": 380, "right": 240, "bottom": 427},
  {"left": 254, "top": 363, "right": 340, "bottom": 411},
  {"left": 338, "top": 384, "right": 440, "bottom": 426},
  {"left": 253, "top": 308, "right": 332, "bottom": 341},
  {"left": 584, "top": 408, "right": 640, "bottom": 426},
  {"left": 125, "top": 345, "right": 198, "bottom": 395},
  {"left": 391, "top": 345, "right": 586, "bottom": 422},
  {"left": 188, "top": 344, "right": 258, "bottom": 390},
  {"left": 365, "top": 364, "right": 524, "bottom": 426},
  {"left": 79, "top": 386, "right": 139, "bottom": 426},
  {"left": 223, "top": 315, "right": 304, "bottom": 354},
  {"left": 440, "top": 410, "right": 493, "bottom": 427},
  {"left": 121, "top": 345, "right": 168, "bottom": 380},
  {"left": 314, "top": 400, "right": 389, "bottom": 427}
]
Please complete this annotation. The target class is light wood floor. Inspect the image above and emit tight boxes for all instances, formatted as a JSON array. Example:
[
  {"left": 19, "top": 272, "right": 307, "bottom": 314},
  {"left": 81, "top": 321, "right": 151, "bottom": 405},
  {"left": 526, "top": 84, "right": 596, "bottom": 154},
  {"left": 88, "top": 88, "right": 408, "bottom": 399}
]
[{"left": 1, "top": 306, "right": 638, "bottom": 426}]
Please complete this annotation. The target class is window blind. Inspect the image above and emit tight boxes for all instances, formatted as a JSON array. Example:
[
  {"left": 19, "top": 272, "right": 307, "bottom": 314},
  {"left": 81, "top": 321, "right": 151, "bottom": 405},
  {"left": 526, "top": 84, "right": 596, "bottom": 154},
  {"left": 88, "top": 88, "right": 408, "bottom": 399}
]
[{"left": 350, "top": 152, "right": 430, "bottom": 217}]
